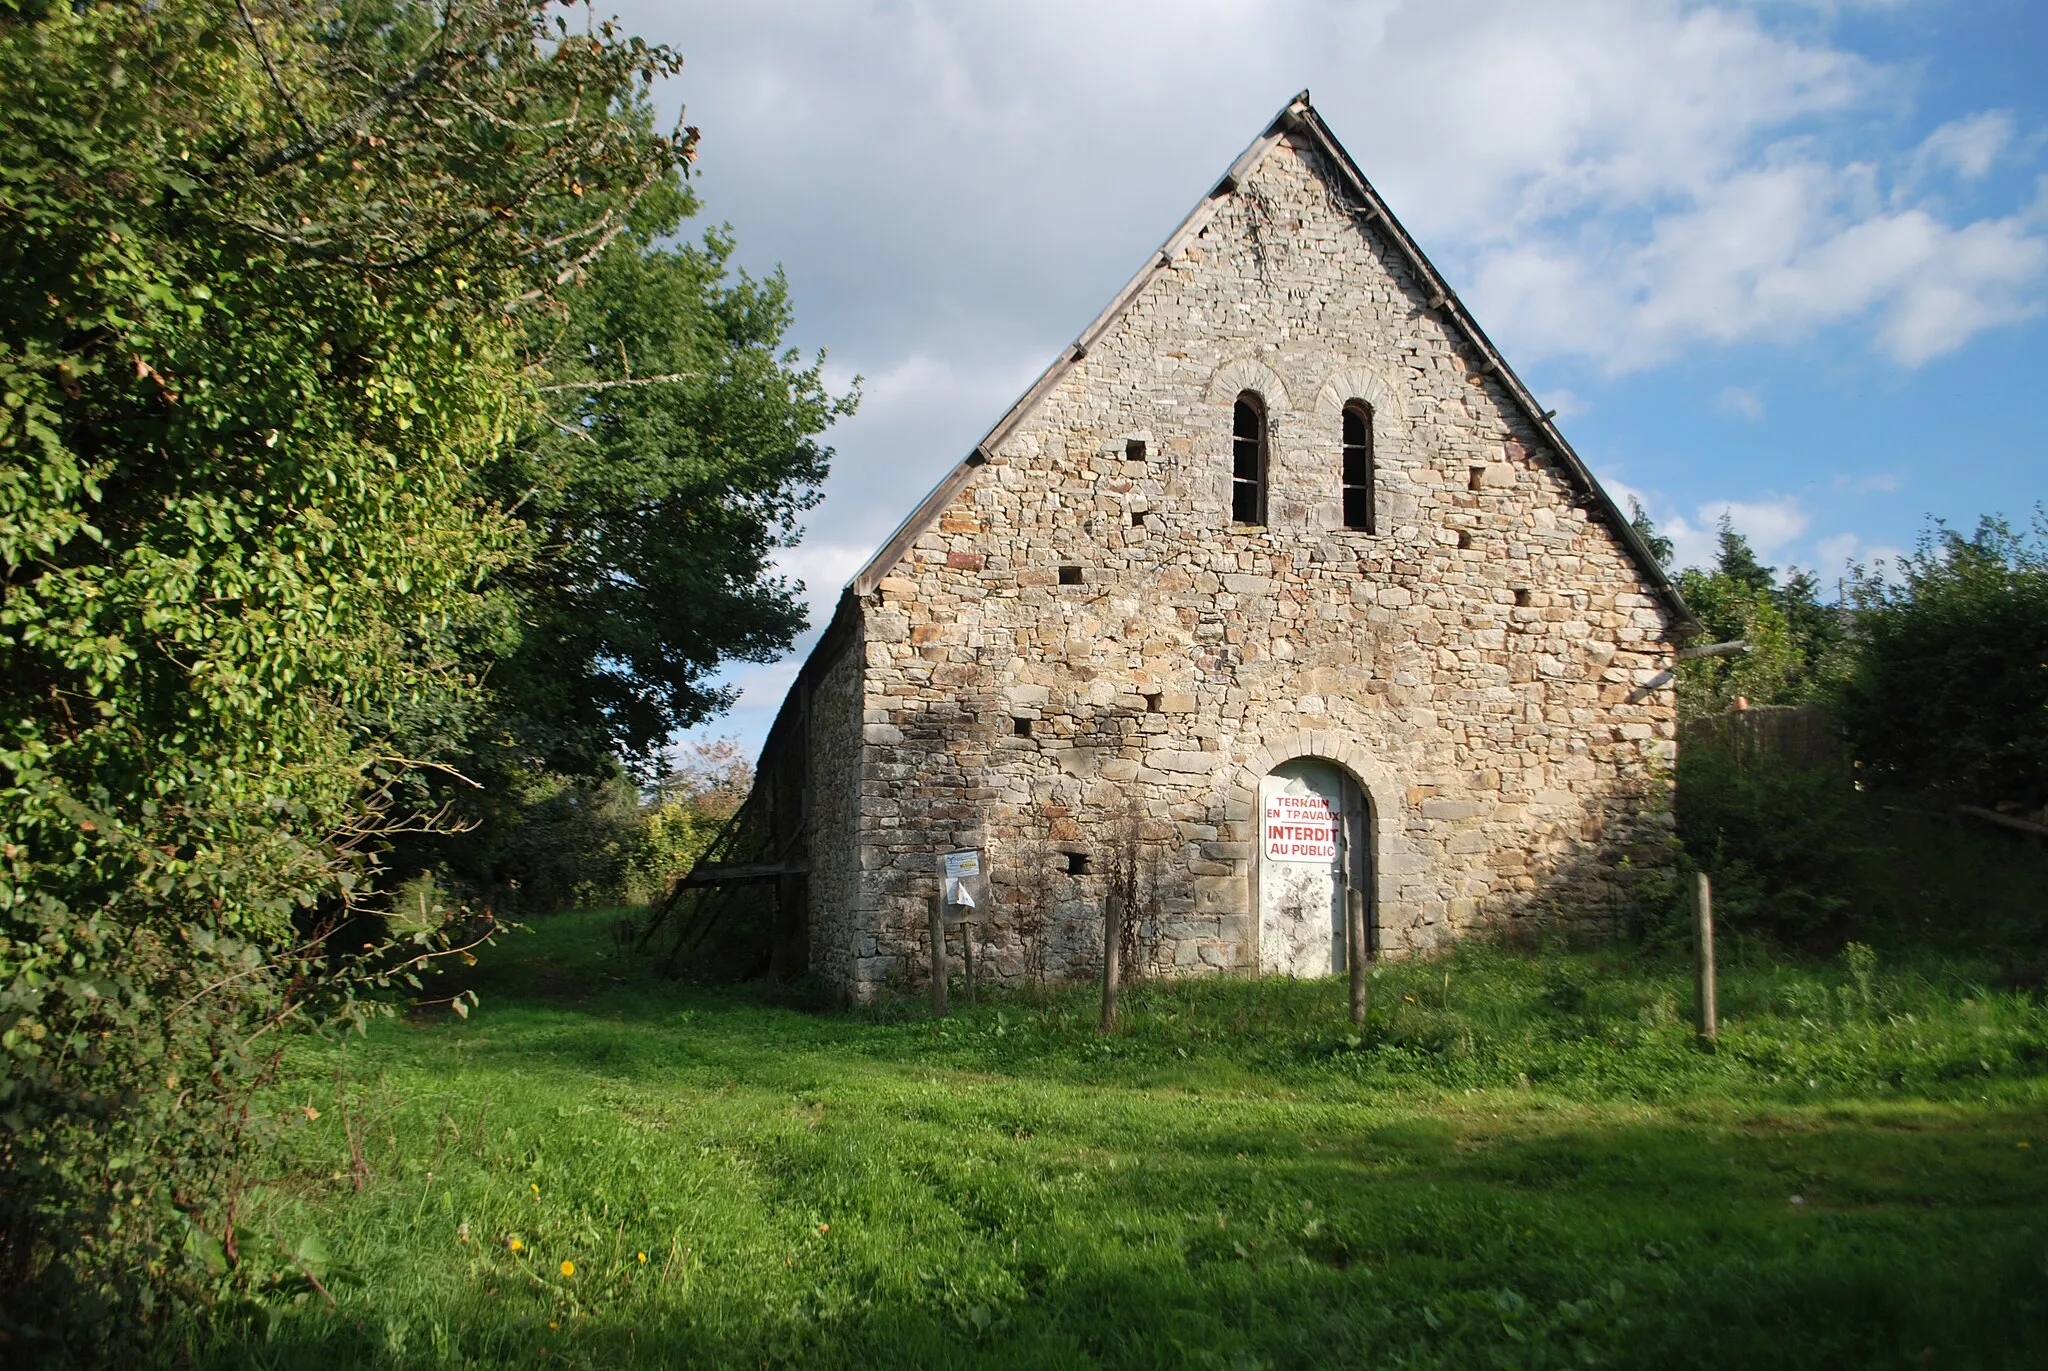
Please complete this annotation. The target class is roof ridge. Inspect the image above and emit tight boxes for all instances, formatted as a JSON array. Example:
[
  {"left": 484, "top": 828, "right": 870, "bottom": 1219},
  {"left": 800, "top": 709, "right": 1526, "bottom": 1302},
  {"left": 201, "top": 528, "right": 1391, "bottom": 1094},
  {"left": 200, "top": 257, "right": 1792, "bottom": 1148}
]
[{"left": 846, "top": 92, "right": 1695, "bottom": 634}]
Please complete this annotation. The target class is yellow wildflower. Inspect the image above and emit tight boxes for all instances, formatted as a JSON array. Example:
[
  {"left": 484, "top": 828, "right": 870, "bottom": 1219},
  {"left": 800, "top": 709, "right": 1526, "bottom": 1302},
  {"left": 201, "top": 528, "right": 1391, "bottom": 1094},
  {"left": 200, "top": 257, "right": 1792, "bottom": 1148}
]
[
  {"left": 637, "top": 1251, "right": 648, "bottom": 1263},
  {"left": 530, "top": 1183, "right": 540, "bottom": 1195},
  {"left": 560, "top": 1259, "right": 575, "bottom": 1277},
  {"left": 508, "top": 1237, "right": 523, "bottom": 1253}
]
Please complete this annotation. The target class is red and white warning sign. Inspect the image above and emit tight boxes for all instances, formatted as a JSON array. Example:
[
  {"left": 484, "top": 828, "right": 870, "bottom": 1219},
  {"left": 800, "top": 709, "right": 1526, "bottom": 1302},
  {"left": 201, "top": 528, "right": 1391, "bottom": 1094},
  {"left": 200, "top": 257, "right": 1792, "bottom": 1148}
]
[{"left": 1263, "top": 790, "right": 1339, "bottom": 862}]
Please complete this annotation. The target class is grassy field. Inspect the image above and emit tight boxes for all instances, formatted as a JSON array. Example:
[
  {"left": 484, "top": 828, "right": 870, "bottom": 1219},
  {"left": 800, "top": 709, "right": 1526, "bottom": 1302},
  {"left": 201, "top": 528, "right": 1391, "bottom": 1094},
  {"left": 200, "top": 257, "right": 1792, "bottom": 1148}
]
[{"left": 179, "top": 910, "right": 2048, "bottom": 1369}]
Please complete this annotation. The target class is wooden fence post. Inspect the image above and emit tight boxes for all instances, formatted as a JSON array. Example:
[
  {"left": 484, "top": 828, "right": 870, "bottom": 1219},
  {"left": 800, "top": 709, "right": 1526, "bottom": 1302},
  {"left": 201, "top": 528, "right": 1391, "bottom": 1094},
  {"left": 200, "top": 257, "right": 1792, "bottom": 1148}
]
[
  {"left": 1347, "top": 887, "right": 1369, "bottom": 1029},
  {"left": 929, "top": 893, "right": 948, "bottom": 1018},
  {"left": 1098, "top": 891, "right": 1122, "bottom": 1033},
  {"left": 1693, "top": 872, "right": 1717, "bottom": 1042},
  {"left": 961, "top": 918, "right": 977, "bottom": 1006}
]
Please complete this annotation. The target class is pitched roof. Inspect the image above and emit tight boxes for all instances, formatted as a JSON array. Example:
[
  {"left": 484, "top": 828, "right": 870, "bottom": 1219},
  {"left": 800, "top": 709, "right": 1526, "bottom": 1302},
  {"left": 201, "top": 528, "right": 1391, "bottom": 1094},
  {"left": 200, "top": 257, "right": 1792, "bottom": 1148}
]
[{"left": 846, "top": 90, "right": 1696, "bottom": 634}]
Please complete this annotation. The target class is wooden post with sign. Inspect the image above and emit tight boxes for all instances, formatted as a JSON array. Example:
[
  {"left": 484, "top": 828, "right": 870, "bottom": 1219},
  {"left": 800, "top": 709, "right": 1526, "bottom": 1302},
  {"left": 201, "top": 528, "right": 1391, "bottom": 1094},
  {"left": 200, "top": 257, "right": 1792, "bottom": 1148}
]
[
  {"left": 1693, "top": 871, "right": 1717, "bottom": 1043},
  {"left": 1099, "top": 891, "right": 1122, "bottom": 1033},
  {"left": 928, "top": 892, "right": 948, "bottom": 1018},
  {"left": 1347, "top": 887, "right": 1368, "bottom": 1029},
  {"left": 933, "top": 849, "right": 985, "bottom": 1017}
]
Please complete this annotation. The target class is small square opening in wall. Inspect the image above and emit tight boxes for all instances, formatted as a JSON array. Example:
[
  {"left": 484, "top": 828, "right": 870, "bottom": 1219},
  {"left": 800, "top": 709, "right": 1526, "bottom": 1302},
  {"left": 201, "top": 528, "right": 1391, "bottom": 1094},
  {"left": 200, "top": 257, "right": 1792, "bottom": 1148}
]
[
  {"left": 1143, "top": 691, "right": 1162, "bottom": 713},
  {"left": 1012, "top": 716, "right": 1033, "bottom": 738},
  {"left": 1065, "top": 851, "right": 1091, "bottom": 876},
  {"left": 1059, "top": 564, "right": 1084, "bottom": 585},
  {"left": 1515, "top": 588, "right": 1532, "bottom": 607},
  {"left": 1130, "top": 511, "right": 1146, "bottom": 528},
  {"left": 1469, "top": 465, "right": 1487, "bottom": 492},
  {"left": 1456, "top": 530, "right": 1473, "bottom": 550},
  {"left": 1125, "top": 439, "right": 1147, "bottom": 462}
]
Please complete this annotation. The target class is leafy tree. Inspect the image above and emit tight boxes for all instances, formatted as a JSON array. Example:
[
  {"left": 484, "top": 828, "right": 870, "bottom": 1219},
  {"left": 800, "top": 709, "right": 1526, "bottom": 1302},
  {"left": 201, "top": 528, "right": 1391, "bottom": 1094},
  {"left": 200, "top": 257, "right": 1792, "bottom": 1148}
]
[
  {"left": 0, "top": 0, "right": 689, "bottom": 1347},
  {"left": 1709, "top": 516, "right": 1775, "bottom": 597},
  {"left": 388, "top": 115, "right": 852, "bottom": 908},
  {"left": 494, "top": 227, "right": 852, "bottom": 776},
  {"left": 1777, "top": 566, "right": 1848, "bottom": 689},
  {"left": 1672, "top": 564, "right": 1804, "bottom": 718},
  {"left": 1837, "top": 514, "right": 2048, "bottom": 810},
  {"left": 1654, "top": 513, "right": 1845, "bottom": 718},
  {"left": 1629, "top": 496, "right": 1674, "bottom": 568}
]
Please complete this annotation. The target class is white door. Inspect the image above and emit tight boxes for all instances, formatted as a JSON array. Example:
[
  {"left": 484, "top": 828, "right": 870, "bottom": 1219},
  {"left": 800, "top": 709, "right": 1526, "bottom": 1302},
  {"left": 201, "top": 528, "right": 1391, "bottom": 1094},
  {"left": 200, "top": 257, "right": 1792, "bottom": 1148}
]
[{"left": 1257, "top": 759, "right": 1354, "bottom": 977}]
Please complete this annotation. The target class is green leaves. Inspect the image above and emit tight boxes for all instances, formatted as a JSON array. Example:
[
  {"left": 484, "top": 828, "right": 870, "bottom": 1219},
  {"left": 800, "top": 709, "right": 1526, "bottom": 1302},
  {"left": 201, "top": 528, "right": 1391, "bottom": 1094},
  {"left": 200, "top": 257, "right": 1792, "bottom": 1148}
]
[
  {"left": 292, "top": 1231, "right": 331, "bottom": 1277},
  {"left": 0, "top": 1, "right": 689, "bottom": 1351},
  {"left": 1838, "top": 513, "right": 2048, "bottom": 809},
  {"left": 484, "top": 203, "right": 854, "bottom": 775},
  {"left": 1671, "top": 518, "right": 1846, "bottom": 719}
]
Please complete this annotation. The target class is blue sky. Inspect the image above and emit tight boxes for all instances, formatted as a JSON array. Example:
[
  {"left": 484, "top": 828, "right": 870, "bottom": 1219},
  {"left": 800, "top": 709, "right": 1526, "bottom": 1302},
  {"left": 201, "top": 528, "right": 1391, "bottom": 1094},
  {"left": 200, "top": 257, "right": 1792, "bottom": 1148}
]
[{"left": 608, "top": 0, "right": 2048, "bottom": 758}]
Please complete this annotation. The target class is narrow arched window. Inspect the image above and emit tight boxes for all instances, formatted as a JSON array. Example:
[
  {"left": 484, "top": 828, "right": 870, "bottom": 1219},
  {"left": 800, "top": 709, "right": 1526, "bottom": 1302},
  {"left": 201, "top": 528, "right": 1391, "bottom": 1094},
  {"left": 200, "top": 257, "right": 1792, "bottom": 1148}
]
[
  {"left": 1341, "top": 401, "right": 1375, "bottom": 533},
  {"left": 1232, "top": 392, "right": 1267, "bottom": 526}
]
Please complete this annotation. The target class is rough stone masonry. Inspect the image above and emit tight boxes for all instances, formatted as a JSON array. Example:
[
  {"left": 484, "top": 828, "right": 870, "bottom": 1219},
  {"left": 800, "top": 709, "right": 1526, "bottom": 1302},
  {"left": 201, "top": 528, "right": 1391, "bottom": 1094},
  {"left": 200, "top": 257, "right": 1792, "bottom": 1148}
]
[{"left": 752, "top": 93, "right": 1693, "bottom": 1002}]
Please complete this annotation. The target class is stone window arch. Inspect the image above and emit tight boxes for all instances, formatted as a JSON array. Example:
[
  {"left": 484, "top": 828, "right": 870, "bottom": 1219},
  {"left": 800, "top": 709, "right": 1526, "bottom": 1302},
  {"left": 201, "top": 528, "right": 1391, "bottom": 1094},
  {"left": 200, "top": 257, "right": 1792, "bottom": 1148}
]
[
  {"left": 1341, "top": 400, "right": 1375, "bottom": 533},
  {"left": 1232, "top": 391, "right": 1268, "bottom": 526}
]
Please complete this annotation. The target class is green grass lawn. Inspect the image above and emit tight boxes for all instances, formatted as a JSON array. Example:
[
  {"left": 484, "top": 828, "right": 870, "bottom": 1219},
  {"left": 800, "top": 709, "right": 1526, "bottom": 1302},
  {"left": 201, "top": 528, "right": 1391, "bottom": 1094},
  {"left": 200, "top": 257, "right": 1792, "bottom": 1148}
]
[{"left": 183, "top": 910, "right": 2048, "bottom": 1369}]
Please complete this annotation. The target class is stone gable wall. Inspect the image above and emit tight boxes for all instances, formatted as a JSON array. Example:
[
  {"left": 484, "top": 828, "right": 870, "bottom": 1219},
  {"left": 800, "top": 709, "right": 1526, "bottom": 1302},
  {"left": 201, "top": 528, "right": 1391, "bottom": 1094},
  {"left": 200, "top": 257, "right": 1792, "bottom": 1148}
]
[{"left": 836, "top": 135, "right": 1677, "bottom": 1001}]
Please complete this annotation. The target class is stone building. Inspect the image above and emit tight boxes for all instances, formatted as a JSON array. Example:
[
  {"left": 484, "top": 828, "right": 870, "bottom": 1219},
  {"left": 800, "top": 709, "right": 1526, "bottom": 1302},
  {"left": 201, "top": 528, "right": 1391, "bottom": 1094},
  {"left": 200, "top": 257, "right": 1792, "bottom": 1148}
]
[{"left": 743, "top": 92, "right": 1694, "bottom": 1001}]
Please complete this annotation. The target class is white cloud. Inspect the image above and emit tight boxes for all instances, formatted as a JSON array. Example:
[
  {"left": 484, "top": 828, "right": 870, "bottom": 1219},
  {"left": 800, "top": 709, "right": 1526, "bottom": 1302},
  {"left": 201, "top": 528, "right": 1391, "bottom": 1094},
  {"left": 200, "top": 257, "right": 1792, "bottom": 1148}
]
[
  {"left": 1700, "top": 497, "right": 1811, "bottom": 557},
  {"left": 1476, "top": 161, "right": 2048, "bottom": 371},
  {"left": 802, "top": 348, "right": 1047, "bottom": 553},
  {"left": 1915, "top": 111, "right": 2016, "bottom": 182},
  {"left": 672, "top": 347, "right": 1046, "bottom": 755},
  {"left": 673, "top": 659, "right": 801, "bottom": 766},
  {"left": 638, "top": 0, "right": 2045, "bottom": 384},
  {"left": 1603, "top": 470, "right": 1915, "bottom": 590},
  {"left": 1663, "top": 515, "right": 1718, "bottom": 573},
  {"left": 1596, "top": 470, "right": 1708, "bottom": 569},
  {"left": 770, "top": 541, "right": 872, "bottom": 614},
  {"left": 1543, "top": 387, "right": 1589, "bottom": 419},
  {"left": 1716, "top": 386, "right": 1765, "bottom": 420},
  {"left": 1347, "top": 0, "right": 1874, "bottom": 238},
  {"left": 1599, "top": 471, "right": 1813, "bottom": 571},
  {"left": 1815, "top": 532, "right": 1858, "bottom": 566}
]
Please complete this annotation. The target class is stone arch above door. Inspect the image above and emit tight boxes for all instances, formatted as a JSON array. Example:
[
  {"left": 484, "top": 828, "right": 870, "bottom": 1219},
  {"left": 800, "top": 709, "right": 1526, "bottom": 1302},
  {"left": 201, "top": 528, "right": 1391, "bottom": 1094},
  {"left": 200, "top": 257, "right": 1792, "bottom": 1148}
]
[{"left": 1225, "top": 729, "right": 1417, "bottom": 959}]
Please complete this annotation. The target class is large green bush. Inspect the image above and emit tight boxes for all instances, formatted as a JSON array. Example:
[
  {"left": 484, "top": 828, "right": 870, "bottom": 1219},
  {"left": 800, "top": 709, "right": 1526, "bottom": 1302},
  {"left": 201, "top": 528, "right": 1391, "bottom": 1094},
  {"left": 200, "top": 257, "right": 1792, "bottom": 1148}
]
[
  {"left": 1676, "top": 738, "right": 2048, "bottom": 953},
  {"left": 0, "top": 1, "right": 688, "bottom": 1352},
  {"left": 1674, "top": 745, "right": 1873, "bottom": 944},
  {"left": 1838, "top": 514, "right": 2048, "bottom": 811}
]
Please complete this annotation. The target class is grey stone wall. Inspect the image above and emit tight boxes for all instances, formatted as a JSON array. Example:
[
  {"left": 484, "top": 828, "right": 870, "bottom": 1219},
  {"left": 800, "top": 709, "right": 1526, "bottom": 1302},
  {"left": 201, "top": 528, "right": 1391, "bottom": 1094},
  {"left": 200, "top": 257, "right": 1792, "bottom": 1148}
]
[
  {"left": 835, "top": 134, "right": 1678, "bottom": 1000},
  {"left": 803, "top": 627, "right": 867, "bottom": 992}
]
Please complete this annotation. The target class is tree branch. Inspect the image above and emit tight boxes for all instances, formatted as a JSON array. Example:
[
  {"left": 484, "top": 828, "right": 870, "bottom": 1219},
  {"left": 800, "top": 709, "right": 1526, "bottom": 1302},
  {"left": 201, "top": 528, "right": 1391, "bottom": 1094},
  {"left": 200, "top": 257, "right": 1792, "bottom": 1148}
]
[
  {"left": 234, "top": 0, "right": 314, "bottom": 143},
  {"left": 250, "top": 11, "right": 495, "bottom": 178},
  {"left": 538, "top": 372, "right": 699, "bottom": 394}
]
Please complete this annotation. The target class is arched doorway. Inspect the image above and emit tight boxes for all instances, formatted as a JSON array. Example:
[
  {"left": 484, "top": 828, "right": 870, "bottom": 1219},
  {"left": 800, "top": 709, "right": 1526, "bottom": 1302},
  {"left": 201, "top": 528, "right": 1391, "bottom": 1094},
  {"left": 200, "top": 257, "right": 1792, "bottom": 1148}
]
[{"left": 1257, "top": 758, "right": 1372, "bottom": 977}]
